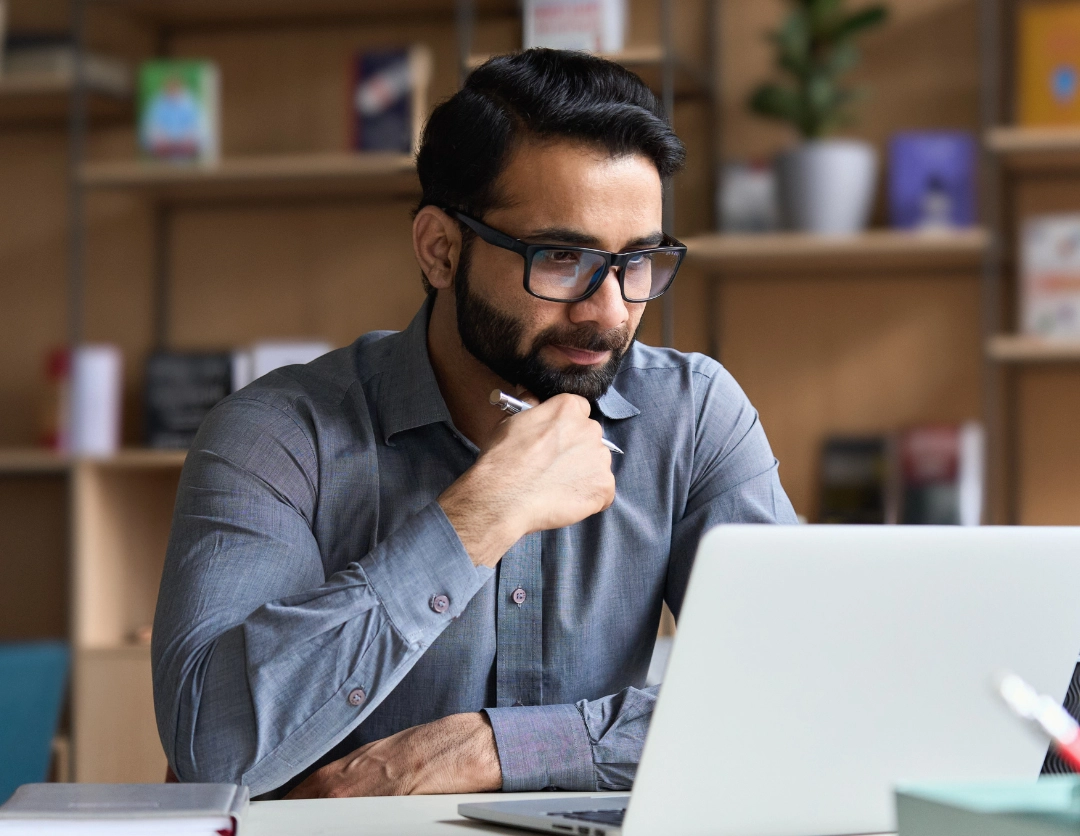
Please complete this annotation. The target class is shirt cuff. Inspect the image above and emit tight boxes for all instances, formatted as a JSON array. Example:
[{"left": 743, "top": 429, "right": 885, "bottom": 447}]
[
  {"left": 485, "top": 704, "right": 596, "bottom": 791},
  {"left": 359, "top": 501, "right": 492, "bottom": 647}
]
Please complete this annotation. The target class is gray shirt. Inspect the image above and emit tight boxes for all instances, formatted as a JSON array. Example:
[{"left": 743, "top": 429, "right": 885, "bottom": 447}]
[{"left": 151, "top": 299, "right": 797, "bottom": 798}]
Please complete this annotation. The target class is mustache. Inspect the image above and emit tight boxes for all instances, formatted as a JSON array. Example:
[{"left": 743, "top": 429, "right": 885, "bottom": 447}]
[{"left": 532, "top": 324, "right": 631, "bottom": 354}]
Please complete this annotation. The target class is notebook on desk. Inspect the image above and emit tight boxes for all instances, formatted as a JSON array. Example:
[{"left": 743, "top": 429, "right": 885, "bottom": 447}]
[
  {"left": 0, "top": 783, "right": 248, "bottom": 836},
  {"left": 459, "top": 525, "right": 1080, "bottom": 836}
]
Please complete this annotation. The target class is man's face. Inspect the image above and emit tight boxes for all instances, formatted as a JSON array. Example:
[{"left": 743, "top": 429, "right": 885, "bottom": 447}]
[{"left": 452, "top": 140, "right": 663, "bottom": 402}]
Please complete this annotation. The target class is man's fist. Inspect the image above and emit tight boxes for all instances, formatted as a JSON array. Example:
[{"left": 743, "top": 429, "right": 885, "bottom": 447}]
[{"left": 439, "top": 393, "right": 615, "bottom": 568}]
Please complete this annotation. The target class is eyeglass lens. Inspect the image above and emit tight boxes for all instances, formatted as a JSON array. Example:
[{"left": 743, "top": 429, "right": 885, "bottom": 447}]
[{"left": 528, "top": 248, "right": 680, "bottom": 302}]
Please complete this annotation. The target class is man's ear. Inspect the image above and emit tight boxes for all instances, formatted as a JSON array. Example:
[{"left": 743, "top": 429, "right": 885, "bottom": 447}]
[{"left": 413, "top": 206, "right": 461, "bottom": 291}]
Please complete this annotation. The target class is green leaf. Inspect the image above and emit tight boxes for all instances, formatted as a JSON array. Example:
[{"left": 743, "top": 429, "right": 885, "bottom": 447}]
[
  {"left": 748, "top": 83, "right": 804, "bottom": 125},
  {"left": 824, "top": 41, "right": 859, "bottom": 77}
]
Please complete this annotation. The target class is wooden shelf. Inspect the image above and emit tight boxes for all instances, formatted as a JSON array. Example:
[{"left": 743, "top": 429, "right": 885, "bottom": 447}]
[
  {"left": 985, "top": 126, "right": 1080, "bottom": 170},
  {"left": 91, "top": 0, "right": 517, "bottom": 27},
  {"left": 0, "top": 448, "right": 188, "bottom": 474},
  {"left": 467, "top": 46, "right": 710, "bottom": 97},
  {"left": 683, "top": 228, "right": 990, "bottom": 273},
  {"left": 79, "top": 152, "right": 420, "bottom": 203},
  {"left": 0, "top": 73, "right": 130, "bottom": 126},
  {"left": 83, "top": 449, "right": 188, "bottom": 469},
  {"left": 987, "top": 335, "right": 1080, "bottom": 363},
  {"left": 0, "top": 449, "right": 70, "bottom": 475}
]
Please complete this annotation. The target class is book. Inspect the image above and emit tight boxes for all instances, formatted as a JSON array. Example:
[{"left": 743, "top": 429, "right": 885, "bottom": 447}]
[
  {"left": 138, "top": 60, "right": 220, "bottom": 163},
  {"left": 0, "top": 783, "right": 248, "bottom": 835},
  {"left": 896, "top": 777, "right": 1080, "bottom": 836},
  {"left": 1018, "top": 2, "right": 1080, "bottom": 127},
  {"left": 523, "top": 0, "right": 627, "bottom": 53},
  {"left": 145, "top": 352, "right": 233, "bottom": 450},
  {"left": 350, "top": 46, "right": 432, "bottom": 154},
  {"left": 68, "top": 345, "right": 123, "bottom": 456},
  {"left": 818, "top": 436, "right": 892, "bottom": 524},
  {"left": 231, "top": 340, "right": 332, "bottom": 392},
  {"left": 898, "top": 423, "right": 983, "bottom": 526},
  {"left": 887, "top": 132, "right": 977, "bottom": 230},
  {"left": 1021, "top": 214, "right": 1080, "bottom": 338}
]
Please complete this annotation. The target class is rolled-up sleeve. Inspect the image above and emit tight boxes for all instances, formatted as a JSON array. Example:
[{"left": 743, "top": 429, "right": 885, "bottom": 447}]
[{"left": 151, "top": 394, "right": 491, "bottom": 797}]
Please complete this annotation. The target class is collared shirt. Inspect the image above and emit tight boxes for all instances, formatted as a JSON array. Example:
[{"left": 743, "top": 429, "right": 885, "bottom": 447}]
[{"left": 151, "top": 299, "right": 798, "bottom": 798}]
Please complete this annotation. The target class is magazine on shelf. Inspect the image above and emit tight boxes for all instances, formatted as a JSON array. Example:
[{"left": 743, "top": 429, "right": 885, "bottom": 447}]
[
  {"left": 523, "top": 0, "right": 627, "bottom": 53},
  {"left": 1021, "top": 213, "right": 1080, "bottom": 338},
  {"left": 138, "top": 59, "right": 220, "bottom": 163},
  {"left": 350, "top": 45, "right": 432, "bottom": 154},
  {"left": 1018, "top": 1, "right": 1080, "bottom": 127}
]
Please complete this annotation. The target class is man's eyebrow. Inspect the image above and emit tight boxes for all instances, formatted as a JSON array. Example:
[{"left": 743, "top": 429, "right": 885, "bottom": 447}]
[{"left": 525, "top": 227, "right": 665, "bottom": 250}]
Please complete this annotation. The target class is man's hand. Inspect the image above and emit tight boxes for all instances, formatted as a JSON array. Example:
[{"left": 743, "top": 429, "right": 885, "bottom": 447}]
[
  {"left": 285, "top": 712, "right": 502, "bottom": 799},
  {"left": 439, "top": 393, "right": 615, "bottom": 568}
]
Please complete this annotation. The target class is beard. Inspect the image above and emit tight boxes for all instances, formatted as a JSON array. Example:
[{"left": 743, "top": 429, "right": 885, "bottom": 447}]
[{"left": 453, "top": 246, "right": 635, "bottom": 403}]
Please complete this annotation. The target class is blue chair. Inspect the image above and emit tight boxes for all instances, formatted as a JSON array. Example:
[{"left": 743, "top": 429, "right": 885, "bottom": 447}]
[{"left": 0, "top": 641, "right": 69, "bottom": 804}]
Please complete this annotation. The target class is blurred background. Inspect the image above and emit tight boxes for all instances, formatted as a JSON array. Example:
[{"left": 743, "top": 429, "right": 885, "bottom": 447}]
[{"left": 0, "top": 0, "right": 1075, "bottom": 796}]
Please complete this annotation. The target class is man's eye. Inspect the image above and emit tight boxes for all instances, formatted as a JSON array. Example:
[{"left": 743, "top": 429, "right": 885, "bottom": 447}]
[{"left": 542, "top": 250, "right": 580, "bottom": 263}]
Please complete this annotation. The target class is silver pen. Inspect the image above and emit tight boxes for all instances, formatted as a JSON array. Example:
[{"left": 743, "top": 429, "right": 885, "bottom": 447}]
[{"left": 489, "top": 389, "right": 625, "bottom": 455}]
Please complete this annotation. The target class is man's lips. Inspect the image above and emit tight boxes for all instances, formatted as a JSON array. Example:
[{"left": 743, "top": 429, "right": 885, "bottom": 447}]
[{"left": 550, "top": 344, "right": 613, "bottom": 366}]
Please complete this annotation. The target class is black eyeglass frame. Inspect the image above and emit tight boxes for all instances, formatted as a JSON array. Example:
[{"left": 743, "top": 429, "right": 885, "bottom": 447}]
[{"left": 446, "top": 208, "right": 687, "bottom": 304}]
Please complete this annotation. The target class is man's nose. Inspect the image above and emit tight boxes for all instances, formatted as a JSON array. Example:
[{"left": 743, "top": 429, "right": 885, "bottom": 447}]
[{"left": 568, "top": 267, "right": 629, "bottom": 331}]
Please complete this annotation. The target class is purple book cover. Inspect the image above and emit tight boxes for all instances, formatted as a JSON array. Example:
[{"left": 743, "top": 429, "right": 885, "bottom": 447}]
[{"left": 888, "top": 131, "right": 977, "bottom": 229}]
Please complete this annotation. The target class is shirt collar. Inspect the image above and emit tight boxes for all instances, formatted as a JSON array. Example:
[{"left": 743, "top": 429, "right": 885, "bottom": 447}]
[
  {"left": 380, "top": 297, "right": 453, "bottom": 444},
  {"left": 380, "top": 298, "right": 641, "bottom": 443},
  {"left": 595, "top": 382, "right": 641, "bottom": 420}
]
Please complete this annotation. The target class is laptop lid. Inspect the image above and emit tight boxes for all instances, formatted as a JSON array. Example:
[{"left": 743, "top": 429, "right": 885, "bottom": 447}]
[{"left": 625, "top": 525, "right": 1080, "bottom": 836}]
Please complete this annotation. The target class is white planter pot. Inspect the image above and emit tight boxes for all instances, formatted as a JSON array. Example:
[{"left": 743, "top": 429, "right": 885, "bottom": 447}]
[{"left": 776, "top": 140, "right": 878, "bottom": 234}]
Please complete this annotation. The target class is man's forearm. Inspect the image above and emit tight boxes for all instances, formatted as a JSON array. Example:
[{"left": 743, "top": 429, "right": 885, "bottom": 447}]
[{"left": 155, "top": 497, "right": 492, "bottom": 796}]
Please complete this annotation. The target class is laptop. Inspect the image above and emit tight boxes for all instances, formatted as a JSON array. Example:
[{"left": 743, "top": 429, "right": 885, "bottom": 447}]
[{"left": 459, "top": 525, "right": 1080, "bottom": 836}]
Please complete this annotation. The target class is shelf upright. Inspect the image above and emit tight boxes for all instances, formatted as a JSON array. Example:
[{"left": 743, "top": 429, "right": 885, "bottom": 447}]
[{"left": 978, "top": 0, "right": 1008, "bottom": 524}]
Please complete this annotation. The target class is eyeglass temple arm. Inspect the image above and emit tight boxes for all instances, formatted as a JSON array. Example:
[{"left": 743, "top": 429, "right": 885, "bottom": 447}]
[{"left": 446, "top": 209, "right": 526, "bottom": 256}]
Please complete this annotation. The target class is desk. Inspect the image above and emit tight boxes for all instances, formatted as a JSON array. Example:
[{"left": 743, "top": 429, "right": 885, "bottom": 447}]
[{"left": 247, "top": 792, "right": 596, "bottom": 836}]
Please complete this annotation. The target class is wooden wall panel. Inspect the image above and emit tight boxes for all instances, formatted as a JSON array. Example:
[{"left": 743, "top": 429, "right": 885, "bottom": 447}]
[
  {"left": 0, "top": 131, "right": 70, "bottom": 447},
  {"left": 167, "top": 201, "right": 427, "bottom": 348},
  {"left": 0, "top": 475, "right": 69, "bottom": 640},
  {"left": 73, "top": 647, "right": 165, "bottom": 783},
  {"left": 718, "top": 271, "right": 982, "bottom": 520},
  {"left": 1017, "top": 368, "right": 1080, "bottom": 525}
]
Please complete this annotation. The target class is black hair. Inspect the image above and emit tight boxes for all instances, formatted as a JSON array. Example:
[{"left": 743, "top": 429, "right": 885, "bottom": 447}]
[{"left": 414, "top": 49, "right": 686, "bottom": 293}]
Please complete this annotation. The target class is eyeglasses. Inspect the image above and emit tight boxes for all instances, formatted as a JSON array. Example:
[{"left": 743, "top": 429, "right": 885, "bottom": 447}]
[{"left": 446, "top": 209, "right": 686, "bottom": 304}]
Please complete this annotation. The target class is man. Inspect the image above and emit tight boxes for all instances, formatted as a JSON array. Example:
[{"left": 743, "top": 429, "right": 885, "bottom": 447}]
[{"left": 151, "top": 48, "right": 798, "bottom": 800}]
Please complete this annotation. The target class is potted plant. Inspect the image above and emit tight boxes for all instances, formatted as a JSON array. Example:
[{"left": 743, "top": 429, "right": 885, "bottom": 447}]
[{"left": 749, "top": 0, "right": 889, "bottom": 234}]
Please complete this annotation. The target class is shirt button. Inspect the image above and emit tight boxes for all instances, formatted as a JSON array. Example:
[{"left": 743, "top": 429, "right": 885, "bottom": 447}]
[
  {"left": 430, "top": 594, "right": 450, "bottom": 614},
  {"left": 511, "top": 587, "right": 527, "bottom": 606},
  {"left": 347, "top": 688, "right": 366, "bottom": 707}
]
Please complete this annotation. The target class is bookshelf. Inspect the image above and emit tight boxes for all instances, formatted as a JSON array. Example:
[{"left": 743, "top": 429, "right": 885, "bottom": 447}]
[
  {"left": 0, "top": 0, "right": 989, "bottom": 788},
  {"left": 985, "top": 126, "right": 1080, "bottom": 169},
  {"left": 976, "top": 2, "right": 1080, "bottom": 526},
  {"left": 467, "top": 45, "right": 711, "bottom": 98},
  {"left": 685, "top": 229, "right": 989, "bottom": 273},
  {"left": 80, "top": 152, "right": 419, "bottom": 202},
  {"left": 987, "top": 336, "right": 1080, "bottom": 364}
]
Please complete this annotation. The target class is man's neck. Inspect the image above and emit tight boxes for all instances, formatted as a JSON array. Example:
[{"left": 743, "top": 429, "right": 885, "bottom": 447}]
[{"left": 426, "top": 291, "right": 513, "bottom": 451}]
